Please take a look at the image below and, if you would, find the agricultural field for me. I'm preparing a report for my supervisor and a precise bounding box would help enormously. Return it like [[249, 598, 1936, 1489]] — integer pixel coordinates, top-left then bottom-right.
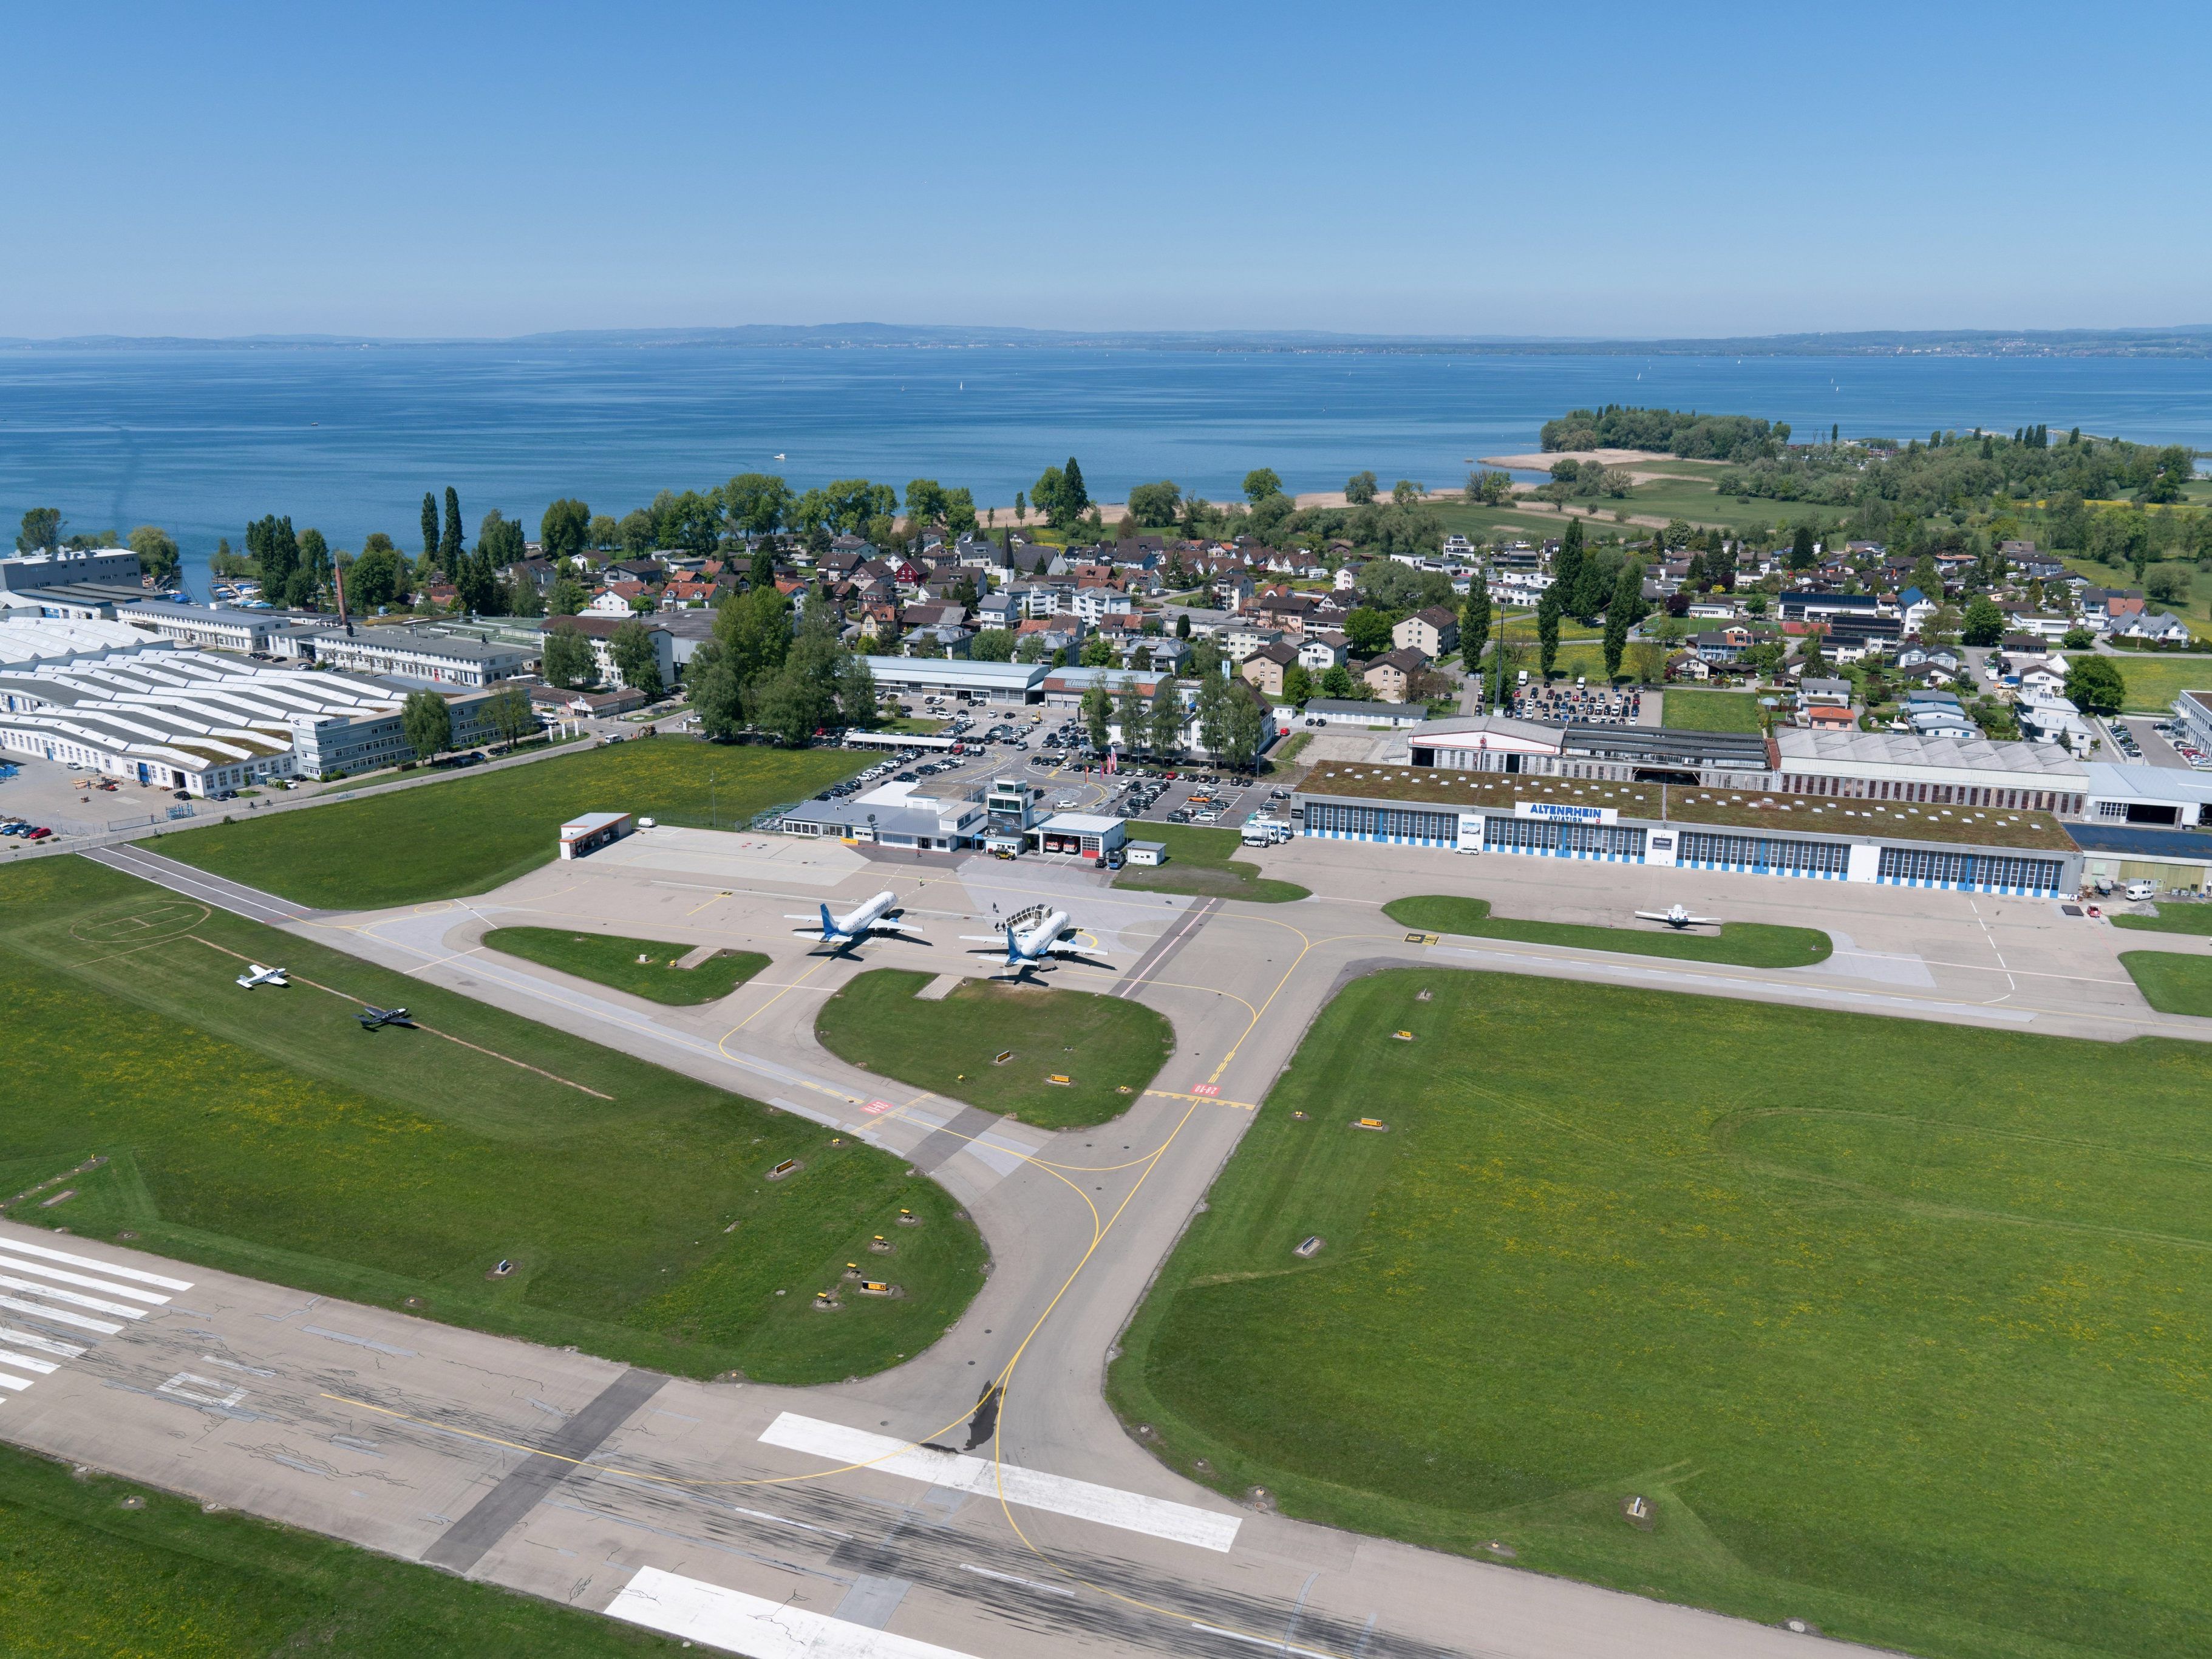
[[1114, 822, 1310, 903], [482, 926, 767, 1006], [815, 967, 1175, 1130], [1383, 895, 1831, 967], [1658, 687, 1766, 732], [2118, 949, 2212, 1017], [0, 856, 982, 1383], [0, 1444, 680, 1658], [1112, 967, 2212, 1659], [152, 738, 863, 910]]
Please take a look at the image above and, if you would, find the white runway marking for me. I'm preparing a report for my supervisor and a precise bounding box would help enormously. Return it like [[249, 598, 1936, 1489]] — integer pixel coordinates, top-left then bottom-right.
[[0, 1252, 172, 1305], [0, 1235, 193, 1291], [0, 1349, 60, 1375], [0, 1295, 120, 1335], [0, 1272, 148, 1320], [608, 1567, 982, 1658], [759, 1412, 1242, 1553], [157, 1372, 249, 1409], [0, 1326, 85, 1360], [0, 1371, 32, 1392]]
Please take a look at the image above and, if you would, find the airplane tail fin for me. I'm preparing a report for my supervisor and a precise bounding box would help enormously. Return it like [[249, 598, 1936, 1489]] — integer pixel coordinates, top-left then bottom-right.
[[820, 902, 835, 938]]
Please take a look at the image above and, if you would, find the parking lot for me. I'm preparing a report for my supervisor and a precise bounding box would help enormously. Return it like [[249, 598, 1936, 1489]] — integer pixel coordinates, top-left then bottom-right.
[[1509, 681, 1644, 725], [810, 696, 1292, 837], [2117, 715, 2210, 772], [0, 754, 203, 845]]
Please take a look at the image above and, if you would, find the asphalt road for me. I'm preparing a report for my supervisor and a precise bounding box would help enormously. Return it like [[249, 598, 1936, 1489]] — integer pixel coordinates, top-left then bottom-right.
[[16, 825, 2207, 1657]]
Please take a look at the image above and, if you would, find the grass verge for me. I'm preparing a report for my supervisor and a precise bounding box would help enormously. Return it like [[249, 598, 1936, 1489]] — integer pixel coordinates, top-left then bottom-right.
[[2110, 902, 2212, 935], [1383, 894, 1830, 967], [1110, 966, 2212, 1659], [0, 1443, 679, 1657], [2108, 656, 2212, 714], [481, 926, 767, 1006], [0, 855, 982, 1382], [815, 967, 1174, 1129], [2119, 949, 2212, 1016], [1114, 823, 1310, 903], [1658, 687, 1765, 733], [152, 740, 863, 909]]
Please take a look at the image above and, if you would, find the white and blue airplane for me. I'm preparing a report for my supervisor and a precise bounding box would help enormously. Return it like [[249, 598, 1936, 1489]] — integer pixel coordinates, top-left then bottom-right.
[[960, 908, 1110, 979], [788, 890, 925, 954], [234, 962, 288, 988], [1635, 903, 1721, 929]]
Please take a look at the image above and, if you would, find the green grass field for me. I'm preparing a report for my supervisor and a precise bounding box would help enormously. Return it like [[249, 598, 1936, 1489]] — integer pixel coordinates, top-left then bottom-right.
[[0, 1444, 680, 1657], [0, 856, 982, 1382], [2107, 655, 2212, 714], [1111, 967, 2212, 1659], [152, 740, 863, 910], [315, 733, 591, 795], [1114, 823, 1310, 903], [481, 927, 767, 1006], [814, 967, 1175, 1129], [1659, 687, 1765, 732], [2118, 949, 2212, 1016], [1383, 895, 1831, 967], [2111, 902, 2212, 935]]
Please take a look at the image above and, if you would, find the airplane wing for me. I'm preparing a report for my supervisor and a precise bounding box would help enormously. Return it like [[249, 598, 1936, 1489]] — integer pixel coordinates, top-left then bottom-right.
[[864, 920, 926, 938], [1046, 940, 1104, 957], [958, 935, 1008, 944], [1633, 911, 1669, 922]]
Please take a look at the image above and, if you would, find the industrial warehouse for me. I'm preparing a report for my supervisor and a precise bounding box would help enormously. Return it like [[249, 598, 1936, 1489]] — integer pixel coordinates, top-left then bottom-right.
[[1291, 761, 2083, 898]]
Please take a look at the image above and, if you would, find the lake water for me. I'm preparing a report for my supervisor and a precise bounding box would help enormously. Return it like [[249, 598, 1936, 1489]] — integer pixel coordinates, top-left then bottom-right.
[[1, 344, 2208, 596]]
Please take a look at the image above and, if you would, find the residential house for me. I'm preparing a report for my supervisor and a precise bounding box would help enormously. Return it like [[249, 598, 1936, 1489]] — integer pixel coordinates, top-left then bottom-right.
[[1361, 647, 1432, 702], [1240, 641, 1300, 700], [1297, 632, 1348, 672], [2117, 610, 2193, 644], [1805, 703, 1859, 731], [1223, 622, 1284, 662], [1070, 587, 1134, 627], [1800, 676, 1854, 709], [1393, 606, 1460, 658], [899, 602, 967, 634], [1693, 627, 1751, 666], [586, 587, 642, 616], [972, 590, 1020, 630]]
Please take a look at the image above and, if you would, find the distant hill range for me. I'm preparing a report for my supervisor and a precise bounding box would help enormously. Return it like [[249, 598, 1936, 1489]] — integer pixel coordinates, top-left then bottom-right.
[[5, 322, 2211, 358]]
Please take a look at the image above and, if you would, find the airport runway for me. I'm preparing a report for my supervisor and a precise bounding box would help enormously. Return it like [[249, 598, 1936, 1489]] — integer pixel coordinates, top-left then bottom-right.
[[30, 826, 2209, 1657]]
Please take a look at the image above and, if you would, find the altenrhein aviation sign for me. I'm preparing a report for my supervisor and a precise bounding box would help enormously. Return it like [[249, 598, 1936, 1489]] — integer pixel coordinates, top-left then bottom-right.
[[1514, 800, 1618, 825]]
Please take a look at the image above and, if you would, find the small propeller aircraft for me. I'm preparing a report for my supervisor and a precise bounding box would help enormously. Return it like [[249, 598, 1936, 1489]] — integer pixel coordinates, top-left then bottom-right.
[[959, 908, 1111, 979], [234, 962, 289, 989], [1635, 903, 1721, 929], [355, 1004, 415, 1030], [788, 890, 925, 954]]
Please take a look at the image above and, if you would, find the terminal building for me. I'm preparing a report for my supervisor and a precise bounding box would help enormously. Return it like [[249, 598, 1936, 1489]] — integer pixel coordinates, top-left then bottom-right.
[[1290, 761, 2083, 898]]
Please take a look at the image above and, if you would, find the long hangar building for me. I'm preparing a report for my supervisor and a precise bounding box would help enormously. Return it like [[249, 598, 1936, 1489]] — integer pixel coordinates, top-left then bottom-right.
[[1295, 715, 2088, 897]]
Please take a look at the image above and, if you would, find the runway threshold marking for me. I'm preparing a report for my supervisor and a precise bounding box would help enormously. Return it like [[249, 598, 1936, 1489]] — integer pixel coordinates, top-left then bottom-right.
[[757, 1412, 1240, 1552], [608, 1566, 980, 1659]]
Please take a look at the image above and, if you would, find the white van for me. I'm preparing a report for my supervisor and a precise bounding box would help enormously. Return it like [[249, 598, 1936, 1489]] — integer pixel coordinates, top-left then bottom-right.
[[1242, 817, 1290, 847], [2124, 880, 2159, 902]]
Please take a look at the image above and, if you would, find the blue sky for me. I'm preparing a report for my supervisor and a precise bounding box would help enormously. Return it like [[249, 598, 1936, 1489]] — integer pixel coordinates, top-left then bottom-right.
[[5, 1, 2207, 339]]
